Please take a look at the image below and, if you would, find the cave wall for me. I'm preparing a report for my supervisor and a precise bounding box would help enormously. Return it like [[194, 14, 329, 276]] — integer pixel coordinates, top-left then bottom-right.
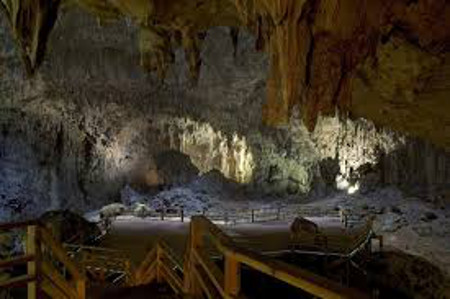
[[0, 10, 319, 219], [1, 8, 450, 221], [312, 116, 450, 202], [2, 0, 450, 149]]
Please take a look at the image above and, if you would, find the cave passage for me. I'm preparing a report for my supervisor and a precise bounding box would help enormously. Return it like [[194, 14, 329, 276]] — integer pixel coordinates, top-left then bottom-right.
[[1, 1, 450, 298]]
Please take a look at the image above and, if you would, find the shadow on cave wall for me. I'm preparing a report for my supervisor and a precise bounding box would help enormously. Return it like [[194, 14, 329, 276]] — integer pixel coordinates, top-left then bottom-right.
[[352, 137, 450, 205], [128, 150, 200, 194]]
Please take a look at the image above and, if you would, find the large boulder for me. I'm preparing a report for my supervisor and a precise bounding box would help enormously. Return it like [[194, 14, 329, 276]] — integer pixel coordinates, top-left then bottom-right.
[[368, 251, 450, 298], [39, 210, 101, 245], [99, 203, 127, 219], [154, 150, 200, 187]]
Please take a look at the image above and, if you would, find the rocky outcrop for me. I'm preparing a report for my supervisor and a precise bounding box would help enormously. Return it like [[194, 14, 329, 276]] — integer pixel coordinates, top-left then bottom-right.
[[0, 13, 319, 219], [2, 0, 450, 148], [39, 209, 101, 244], [312, 115, 450, 201], [1, 8, 450, 222]]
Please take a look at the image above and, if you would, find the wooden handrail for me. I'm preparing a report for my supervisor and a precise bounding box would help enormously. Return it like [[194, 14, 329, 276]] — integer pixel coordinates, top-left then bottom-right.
[[0, 220, 38, 231], [192, 247, 226, 298], [1, 214, 371, 298], [0, 223, 86, 299], [186, 216, 368, 299], [133, 239, 184, 294], [0, 254, 35, 268], [39, 227, 85, 281], [0, 274, 36, 288]]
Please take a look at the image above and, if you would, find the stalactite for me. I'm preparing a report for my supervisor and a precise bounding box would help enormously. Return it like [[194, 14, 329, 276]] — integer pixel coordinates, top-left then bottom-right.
[[2, 0, 450, 147], [0, 0, 61, 75]]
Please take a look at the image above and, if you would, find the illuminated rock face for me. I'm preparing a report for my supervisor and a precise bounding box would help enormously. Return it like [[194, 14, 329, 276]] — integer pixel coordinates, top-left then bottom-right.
[[0, 15, 317, 218], [2, 0, 450, 148], [313, 116, 450, 198], [1, 8, 450, 221]]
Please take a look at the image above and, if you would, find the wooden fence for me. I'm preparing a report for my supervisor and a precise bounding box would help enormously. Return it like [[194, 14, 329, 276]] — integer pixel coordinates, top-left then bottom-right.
[[115, 203, 342, 226], [132, 216, 368, 299], [0, 221, 85, 299], [1, 214, 369, 298]]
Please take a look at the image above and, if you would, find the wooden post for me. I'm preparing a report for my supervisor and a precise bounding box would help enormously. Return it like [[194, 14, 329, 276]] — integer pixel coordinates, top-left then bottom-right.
[[161, 208, 165, 221], [76, 251, 86, 299], [26, 225, 39, 299], [181, 209, 184, 223], [156, 245, 162, 283], [224, 253, 241, 297], [251, 210, 255, 223], [124, 260, 132, 284], [183, 217, 204, 296], [76, 279, 86, 299]]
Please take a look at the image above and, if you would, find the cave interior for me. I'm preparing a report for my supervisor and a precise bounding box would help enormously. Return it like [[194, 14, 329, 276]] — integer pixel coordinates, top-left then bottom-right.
[[1, 0, 450, 297]]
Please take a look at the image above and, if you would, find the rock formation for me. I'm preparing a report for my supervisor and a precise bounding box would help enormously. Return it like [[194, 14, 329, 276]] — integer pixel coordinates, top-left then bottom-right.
[[2, 0, 450, 148], [1, 3, 450, 223]]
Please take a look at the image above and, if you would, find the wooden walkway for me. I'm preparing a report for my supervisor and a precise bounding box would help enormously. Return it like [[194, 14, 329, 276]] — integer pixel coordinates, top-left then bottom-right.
[[1, 216, 375, 298]]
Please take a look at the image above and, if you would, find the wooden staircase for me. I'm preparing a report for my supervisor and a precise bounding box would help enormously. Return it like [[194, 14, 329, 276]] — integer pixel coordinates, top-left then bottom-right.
[[1, 216, 370, 298]]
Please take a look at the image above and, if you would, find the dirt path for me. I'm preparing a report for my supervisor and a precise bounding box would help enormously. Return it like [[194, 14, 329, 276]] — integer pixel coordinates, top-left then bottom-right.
[[99, 216, 349, 265]]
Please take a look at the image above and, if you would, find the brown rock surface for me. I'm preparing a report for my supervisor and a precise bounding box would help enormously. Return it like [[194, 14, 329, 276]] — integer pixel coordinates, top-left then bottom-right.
[[2, 0, 450, 148]]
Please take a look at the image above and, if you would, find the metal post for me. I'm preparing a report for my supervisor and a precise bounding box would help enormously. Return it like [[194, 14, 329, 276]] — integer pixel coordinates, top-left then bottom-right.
[[181, 209, 184, 222], [251, 210, 255, 223], [161, 208, 165, 221]]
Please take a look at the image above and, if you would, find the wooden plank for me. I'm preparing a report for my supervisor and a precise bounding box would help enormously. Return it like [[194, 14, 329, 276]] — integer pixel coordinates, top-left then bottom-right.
[[41, 279, 69, 299], [141, 266, 156, 285], [76, 279, 86, 299], [27, 225, 38, 299], [193, 248, 226, 298], [192, 265, 221, 299], [0, 254, 35, 268], [0, 274, 35, 288], [159, 262, 183, 294], [136, 260, 156, 285], [41, 260, 77, 299], [190, 217, 366, 298], [232, 247, 367, 299], [39, 227, 84, 280], [159, 241, 183, 269], [136, 246, 156, 275], [224, 254, 240, 296]]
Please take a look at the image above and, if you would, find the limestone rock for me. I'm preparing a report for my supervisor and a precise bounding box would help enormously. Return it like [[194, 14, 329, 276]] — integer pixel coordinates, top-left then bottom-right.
[[3, 0, 450, 148], [39, 209, 101, 244]]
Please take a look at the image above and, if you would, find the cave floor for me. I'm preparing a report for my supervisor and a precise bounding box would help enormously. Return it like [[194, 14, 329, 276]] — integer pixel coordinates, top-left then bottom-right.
[[99, 216, 358, 266], [97, 193, 450, 275]]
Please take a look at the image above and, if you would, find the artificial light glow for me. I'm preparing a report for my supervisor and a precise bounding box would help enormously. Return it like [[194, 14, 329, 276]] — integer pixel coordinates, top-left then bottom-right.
[[347, 182, 360, 194], [103, 115, 255, 184], [336, 175, 359, 194], [336, 175, 350, 190]]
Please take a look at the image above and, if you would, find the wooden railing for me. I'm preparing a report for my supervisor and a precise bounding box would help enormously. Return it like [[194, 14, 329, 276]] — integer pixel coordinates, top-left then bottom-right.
[[114, 203, 345, 226], [185, 216, 368, 298], [290, 217, 383, 256], [64, 244, 132, 285], [133, 240, 184, 295], [0, 221, 86, 299], [1, 216, 370, 298], [132, 216, 367, 298]]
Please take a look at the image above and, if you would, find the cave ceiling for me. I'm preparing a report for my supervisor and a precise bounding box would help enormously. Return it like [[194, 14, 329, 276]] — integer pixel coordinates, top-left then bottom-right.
[[1, 0, 450, 149]]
